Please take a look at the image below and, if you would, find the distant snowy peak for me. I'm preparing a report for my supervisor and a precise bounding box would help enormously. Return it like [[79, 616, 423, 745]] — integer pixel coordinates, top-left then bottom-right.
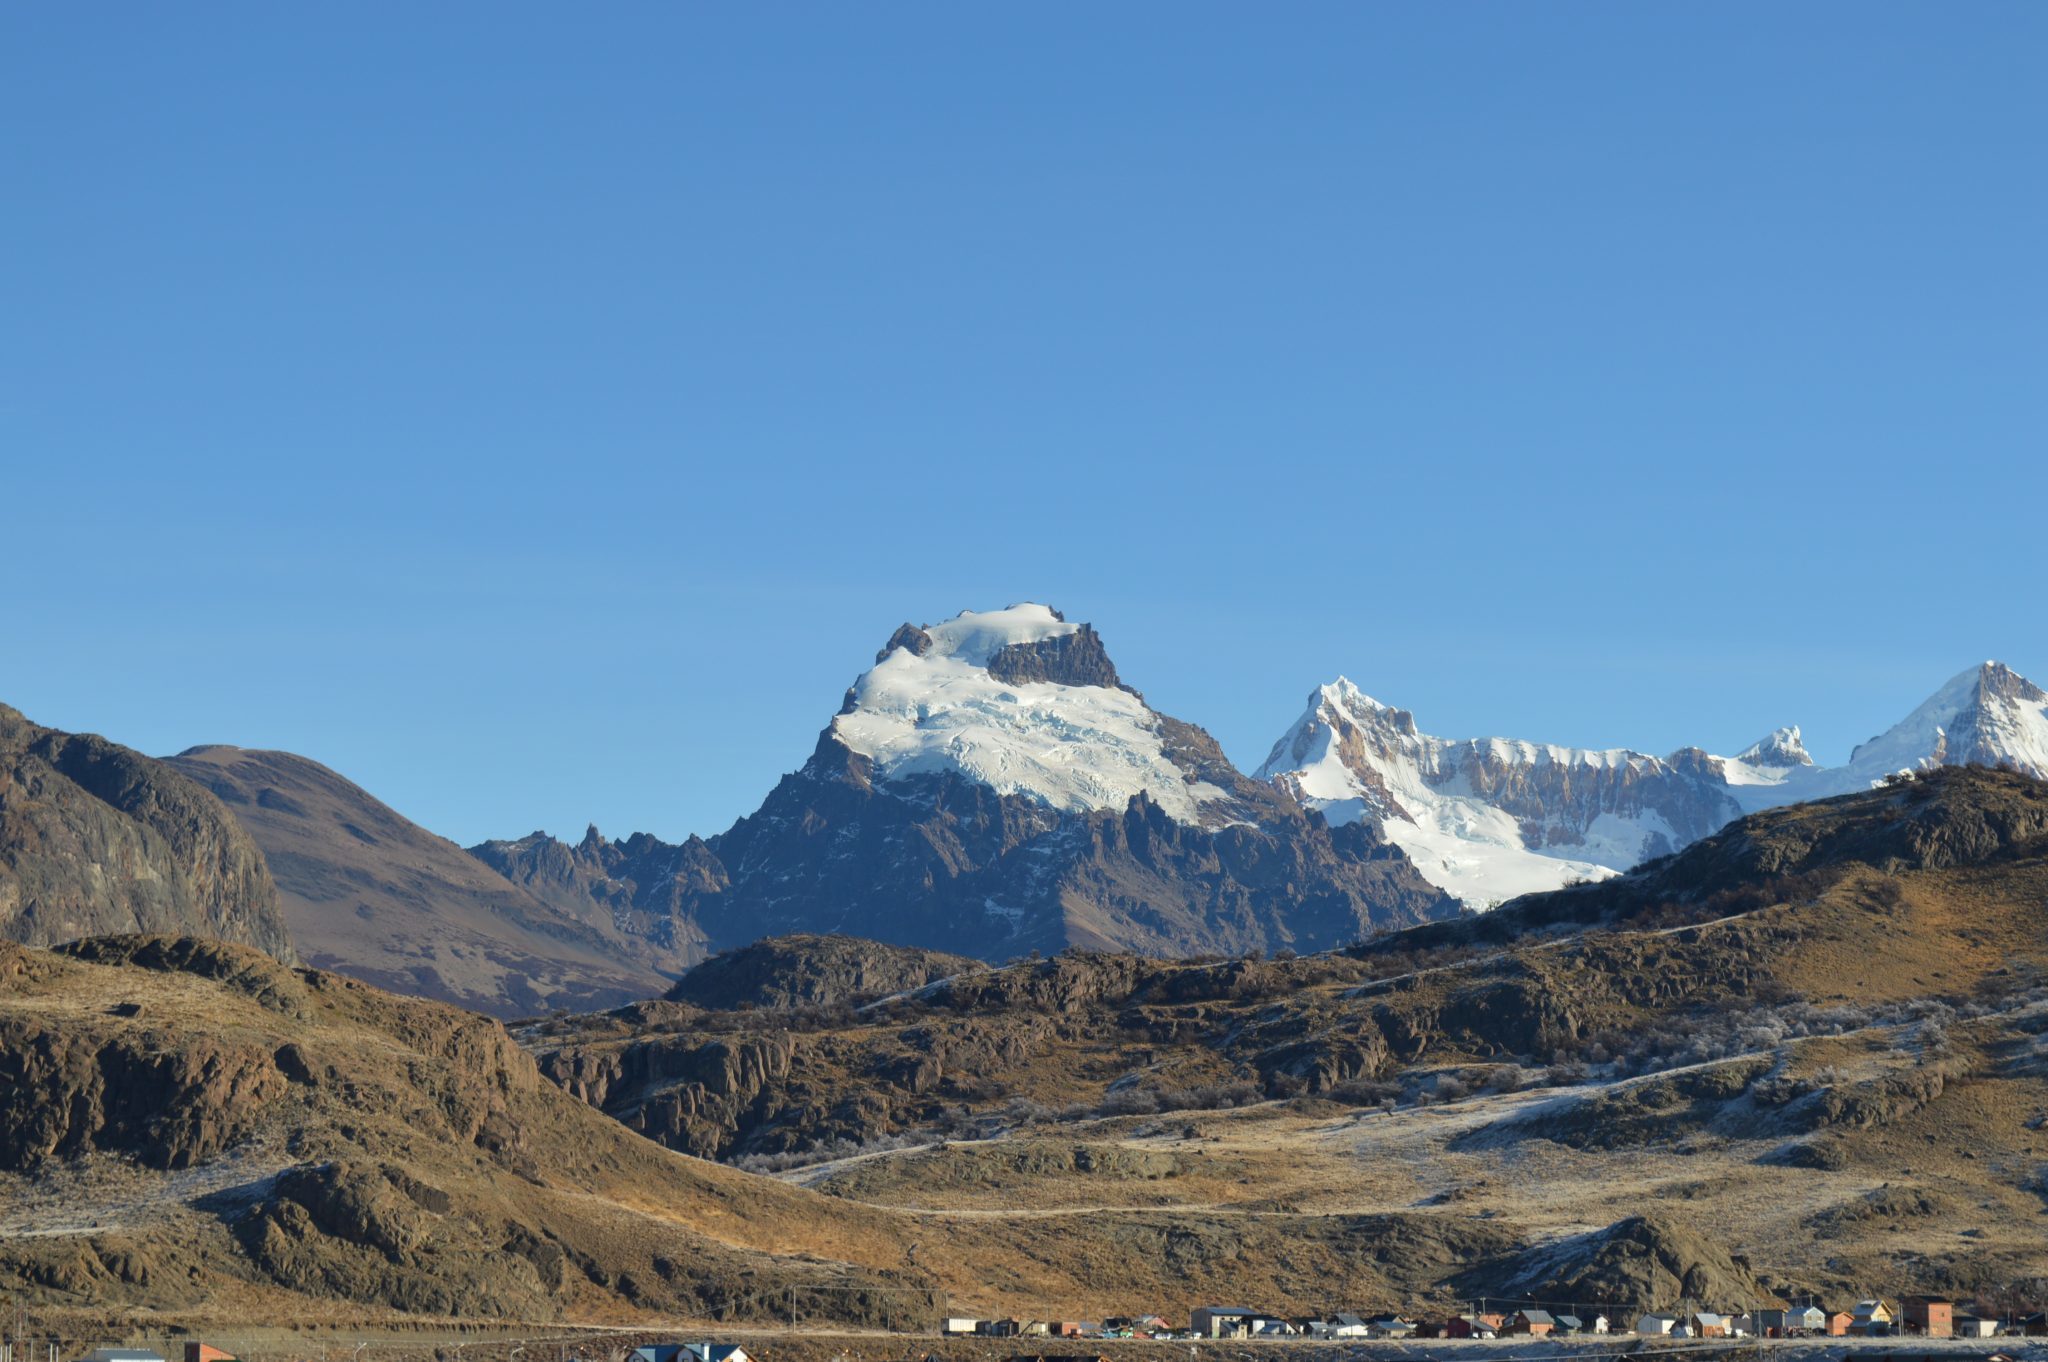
[[828, 604, 1226, 824], [1737, 725, 1813, 769], [1263, 659, 2048, 909], [1842, 661, 2048, 782], [1258, 677, 1738, 909]]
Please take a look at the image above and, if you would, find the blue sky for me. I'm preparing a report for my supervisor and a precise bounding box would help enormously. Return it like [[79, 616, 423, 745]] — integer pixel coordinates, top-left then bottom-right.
[[4, 5, 2042, 845]]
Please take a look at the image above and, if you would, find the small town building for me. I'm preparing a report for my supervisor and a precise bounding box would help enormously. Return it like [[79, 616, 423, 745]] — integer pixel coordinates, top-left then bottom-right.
[[943, 1319, 982, 1336], [1445, 1315, 1498, 1340], [1903, 1296, 1954, 1338], [1758, 1305, 1828, 1336], [1827, 1311, 1855, 1336], [1852, 1300, 1895, 1336], [88, 1351, 166, 1362], [183, 1348, 235, 1362], [1190, 1307, 1259, 1339], [1507, 1310, 1556, 1337], [1692, 1313, 1730, 1339], [1367, 1316, 1416, 1339], [1953, 1313, 2000, 1338], [1311, 1315, 1369, 1340], [684, 1346, 752, 1362], [1635, 1314, 1678, 1337], [981, 1320, 1024, 1338], [1050, 1323, 1088, 1339]]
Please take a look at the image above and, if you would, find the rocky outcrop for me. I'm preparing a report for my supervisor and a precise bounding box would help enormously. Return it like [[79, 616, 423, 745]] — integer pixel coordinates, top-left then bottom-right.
[[1493, 1213, 1775, 1312], [0, 934, 937, 1325], [984, 621, 1125, 689], [0, 705, 290, 957], [668, 933, 983, 1010]]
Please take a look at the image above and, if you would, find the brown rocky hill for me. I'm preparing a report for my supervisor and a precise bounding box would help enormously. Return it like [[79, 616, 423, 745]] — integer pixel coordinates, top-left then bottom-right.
[[0, 934, 937, 1329], [0, 705, 288, 958], [1, 933, 1637, 1330], [524, 767, 2048, 1310], [666, 934, 985, 1010], [163, 746, 682, 1017]]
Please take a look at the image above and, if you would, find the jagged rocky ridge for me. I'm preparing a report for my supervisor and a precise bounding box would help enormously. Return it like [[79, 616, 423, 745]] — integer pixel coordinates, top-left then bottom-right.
[[0, 705, 290, 958], [479, 606, 1455, 961]]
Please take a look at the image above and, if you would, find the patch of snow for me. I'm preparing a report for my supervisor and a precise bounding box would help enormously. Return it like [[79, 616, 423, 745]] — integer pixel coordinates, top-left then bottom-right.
[[1268, 661, 2048, 900], [1261, 679, 1631, 907], [833, 604, 1222, 826]]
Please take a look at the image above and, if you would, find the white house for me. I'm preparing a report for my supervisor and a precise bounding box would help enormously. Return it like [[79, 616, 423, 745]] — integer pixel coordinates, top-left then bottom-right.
[[1636, 1314, 1677, 1337], [684, 1347, 752, 1362], [1311, 1315, 1369, 1340], [1954, 1314, 2000, 1339]]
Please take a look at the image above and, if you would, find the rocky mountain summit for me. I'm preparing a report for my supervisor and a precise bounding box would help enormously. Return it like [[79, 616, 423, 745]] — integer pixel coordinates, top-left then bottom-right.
[[483, 605, 1456, 961], [0, 705, 289, 958], [1261, 660, 2048, 907]]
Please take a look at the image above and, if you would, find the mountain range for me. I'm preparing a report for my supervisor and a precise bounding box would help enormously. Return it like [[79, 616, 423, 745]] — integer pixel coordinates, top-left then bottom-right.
[[4, 604, 2045, 1016], [1259, 658, 2048, 907]]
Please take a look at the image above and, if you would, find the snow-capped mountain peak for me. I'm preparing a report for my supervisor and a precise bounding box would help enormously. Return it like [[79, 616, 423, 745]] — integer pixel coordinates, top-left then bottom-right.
[[1257, 678, 1748, 909], [1735, 725, 1813, 769], [1263, 658, 2048, 909], [1841, 660, 2048, 783], [904, 602, 1078, 667], [829, 604, 1228, 824]]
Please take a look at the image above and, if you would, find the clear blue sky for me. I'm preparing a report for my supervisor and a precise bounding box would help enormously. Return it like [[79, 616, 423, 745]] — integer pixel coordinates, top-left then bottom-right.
[[4, 5, 2042, 846]]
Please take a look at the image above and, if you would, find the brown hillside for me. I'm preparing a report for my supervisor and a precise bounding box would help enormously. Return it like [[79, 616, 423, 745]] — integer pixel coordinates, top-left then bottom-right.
[[527, 768, 2048, 1312], [0, 706, 288, 957], [164, 746, 679, 1017]]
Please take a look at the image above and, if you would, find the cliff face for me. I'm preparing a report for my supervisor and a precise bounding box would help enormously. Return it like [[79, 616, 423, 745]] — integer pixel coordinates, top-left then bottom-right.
[[0, 705, 290, 958]]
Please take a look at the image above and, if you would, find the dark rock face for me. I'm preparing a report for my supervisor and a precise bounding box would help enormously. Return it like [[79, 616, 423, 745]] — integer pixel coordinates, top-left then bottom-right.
[[470, 825, 724, 962], [687, 733, 1453, 960], [874, 623, 934, 663], [0, 705, 290, 958], [984, 623, 1124, 689], [667, 933, 983, 1010]]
